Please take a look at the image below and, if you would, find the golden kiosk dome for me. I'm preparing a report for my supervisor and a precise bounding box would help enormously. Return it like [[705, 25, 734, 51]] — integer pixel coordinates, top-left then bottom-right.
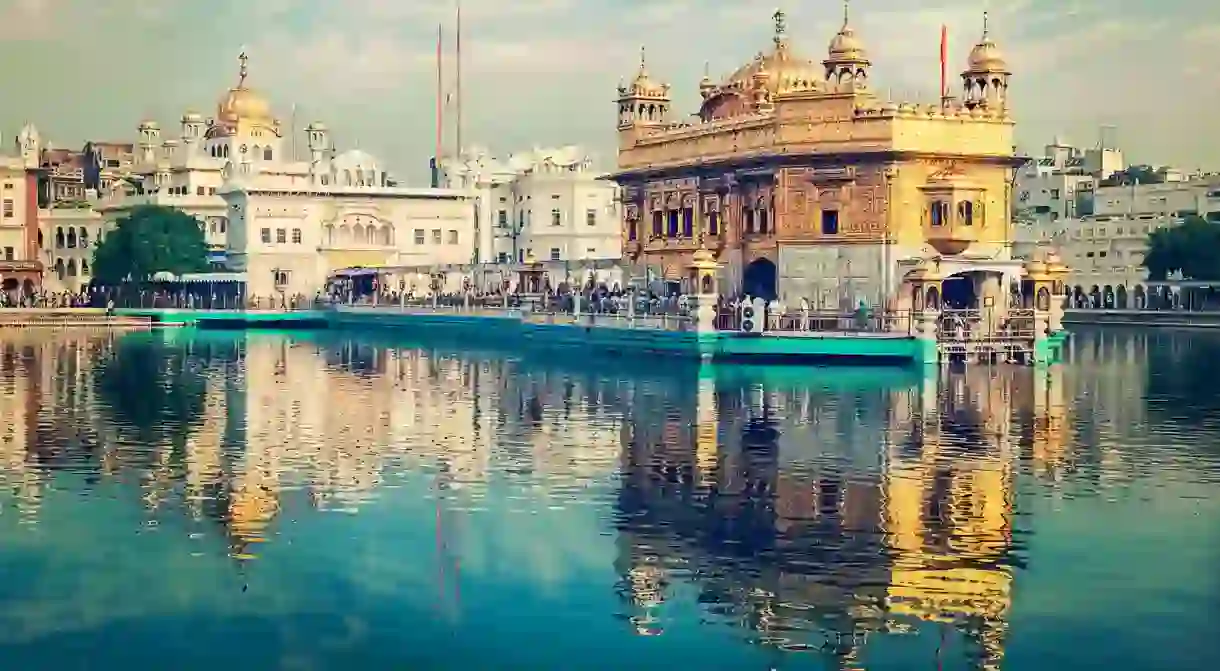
[[966, 13, 1009, 73]]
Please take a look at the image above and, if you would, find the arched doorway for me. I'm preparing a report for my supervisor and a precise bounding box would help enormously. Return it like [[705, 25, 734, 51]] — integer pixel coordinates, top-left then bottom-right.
[[742, 257, 777, 301], [941, 273, 977, 310], [1134, 284, 1147, 309], [1116, 285, 1128, 309]]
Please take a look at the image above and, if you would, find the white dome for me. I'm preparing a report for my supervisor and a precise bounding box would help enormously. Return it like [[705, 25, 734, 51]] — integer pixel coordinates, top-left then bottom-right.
[[331, 149, 383, 187], [332, 149, 380, 171]]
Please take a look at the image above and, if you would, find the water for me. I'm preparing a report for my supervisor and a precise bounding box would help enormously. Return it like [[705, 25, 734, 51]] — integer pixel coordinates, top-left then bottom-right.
[[0, 327, 1217, 670]]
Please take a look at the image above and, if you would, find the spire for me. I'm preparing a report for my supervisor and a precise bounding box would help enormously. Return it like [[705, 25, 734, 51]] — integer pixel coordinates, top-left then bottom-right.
[[772, 8, 787, 48], [237, 51, 249, 88], [842, 0, 850, 29], [638, 45, 647, 75], [982, 10, 990, 38]]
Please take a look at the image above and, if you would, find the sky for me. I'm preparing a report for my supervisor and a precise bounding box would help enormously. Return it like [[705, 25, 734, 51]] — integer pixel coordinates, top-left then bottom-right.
[[0, 0, 1216, 183]]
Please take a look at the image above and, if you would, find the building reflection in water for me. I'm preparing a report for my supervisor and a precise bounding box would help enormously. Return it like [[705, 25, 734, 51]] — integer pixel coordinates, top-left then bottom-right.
[[613, 364, 1072, 670], [0, 329, 1091, 667]]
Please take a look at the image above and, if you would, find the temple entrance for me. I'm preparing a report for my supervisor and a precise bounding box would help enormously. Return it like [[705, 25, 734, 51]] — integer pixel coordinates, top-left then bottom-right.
[[742, 258, 777, 301], [941, 273, 977, 309]]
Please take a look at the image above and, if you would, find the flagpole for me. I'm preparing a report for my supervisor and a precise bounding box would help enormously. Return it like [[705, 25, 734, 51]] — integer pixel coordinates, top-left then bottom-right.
[[290, 103, 297, 161], [455, 0, 463, 159]]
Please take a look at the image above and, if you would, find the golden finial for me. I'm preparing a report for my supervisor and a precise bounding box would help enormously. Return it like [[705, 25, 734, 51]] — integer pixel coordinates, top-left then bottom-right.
[[238, 51, 249, 87], [842, 0, 851, 28], [982, 11, 990, 37], [772, 8, 787, 47]]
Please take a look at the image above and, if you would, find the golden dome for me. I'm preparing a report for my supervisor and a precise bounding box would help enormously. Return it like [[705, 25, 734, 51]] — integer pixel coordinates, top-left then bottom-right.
[[721, 42, 824, 97], [218, 87, 273, 123], [216, 52, 276, 125]]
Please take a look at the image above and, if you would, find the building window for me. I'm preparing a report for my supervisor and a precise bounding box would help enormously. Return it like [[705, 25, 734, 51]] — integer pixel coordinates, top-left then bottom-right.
[[958, 201, 974, 226], [628, 220, 638, 241], [742, 207, 754, 234], [498, 209, 508, 227], [586, 208, 597, 227], [3, 247, 12, 261], [292, 228, 302, 244], [930, 201, 948, 227], [431, 229, 442, 244], [586, 247, 596, 256], [276, 228, 286, 243], [651, 211, 663, 237], [1, 199, 12, 219], [264, 147, 273, 161], [414, 229, 425, 244], [551, 208, 561, 226], [261, 228, 271, 243], [708, 211, 720, 236], [667, 210, 679, 237], [273, 270, 289, 287], [550, 247, 561, 261], [821, 209, 839, 235], [447, 229, 458, 244], [197, 186, 205, 195], [681, 207, 694, 237]]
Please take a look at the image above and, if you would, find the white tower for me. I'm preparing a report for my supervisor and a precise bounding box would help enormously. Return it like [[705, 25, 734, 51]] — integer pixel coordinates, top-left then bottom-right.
[[305, 121, 329, 180], [138, 120, 160, 165], [16, 123, 40, 168], [180, 112, 205, 149]]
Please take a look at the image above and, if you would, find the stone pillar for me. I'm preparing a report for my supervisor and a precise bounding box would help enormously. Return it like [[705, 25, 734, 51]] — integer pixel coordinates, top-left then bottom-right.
[[904, 260, 943, 365], [1023, 258, 1056, 362], [978, 273, 1005, 337], [687, 249, 721, 335]]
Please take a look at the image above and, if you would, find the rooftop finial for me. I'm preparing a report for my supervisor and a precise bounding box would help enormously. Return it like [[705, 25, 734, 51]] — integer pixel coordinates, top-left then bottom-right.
[[638, 45, 646, 72], [238, 51, 249, 87], [772, 8, 787, 47], [982, 10, 989, 38], [843, 0, 850, 28]]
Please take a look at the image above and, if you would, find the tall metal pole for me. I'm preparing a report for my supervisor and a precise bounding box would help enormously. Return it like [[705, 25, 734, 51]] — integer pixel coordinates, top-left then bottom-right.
[[436, 24, 444, 169], [456, 0, 463, 159]]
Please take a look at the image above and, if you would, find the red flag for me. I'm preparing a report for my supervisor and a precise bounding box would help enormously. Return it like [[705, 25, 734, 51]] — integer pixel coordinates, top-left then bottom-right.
[[940, 25, 948, 100]]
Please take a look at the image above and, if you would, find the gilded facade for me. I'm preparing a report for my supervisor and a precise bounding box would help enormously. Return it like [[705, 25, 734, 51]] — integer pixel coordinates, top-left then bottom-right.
[[611, 9, 1022, 306]]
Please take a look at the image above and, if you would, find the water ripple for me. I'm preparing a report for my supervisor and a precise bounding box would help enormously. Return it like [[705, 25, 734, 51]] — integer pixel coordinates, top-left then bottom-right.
[[0, 327, 1215, 670]]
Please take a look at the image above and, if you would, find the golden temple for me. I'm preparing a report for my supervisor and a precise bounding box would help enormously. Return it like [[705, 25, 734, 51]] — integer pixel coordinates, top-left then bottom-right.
[[611, 7, 1021, 308]]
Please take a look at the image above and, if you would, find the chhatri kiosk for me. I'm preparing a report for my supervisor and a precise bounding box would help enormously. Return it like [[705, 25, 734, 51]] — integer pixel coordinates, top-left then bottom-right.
[[609, 7, 1071, 362]]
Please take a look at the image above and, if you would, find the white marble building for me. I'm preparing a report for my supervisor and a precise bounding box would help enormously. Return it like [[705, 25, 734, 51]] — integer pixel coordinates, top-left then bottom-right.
[[439, 146, 621, 264], [98, 54, 475, 296]]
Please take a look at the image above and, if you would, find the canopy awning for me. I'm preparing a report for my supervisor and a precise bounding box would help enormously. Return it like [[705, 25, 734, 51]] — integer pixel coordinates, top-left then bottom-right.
[[178, 272, 247, 283]]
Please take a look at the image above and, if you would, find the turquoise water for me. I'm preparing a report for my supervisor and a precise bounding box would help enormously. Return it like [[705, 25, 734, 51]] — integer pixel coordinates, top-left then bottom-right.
[[0, 327, 1216, 670]]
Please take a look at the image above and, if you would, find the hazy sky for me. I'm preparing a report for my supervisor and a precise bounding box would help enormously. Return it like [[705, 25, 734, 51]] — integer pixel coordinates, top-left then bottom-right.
[[1, 0, 1215, 183]]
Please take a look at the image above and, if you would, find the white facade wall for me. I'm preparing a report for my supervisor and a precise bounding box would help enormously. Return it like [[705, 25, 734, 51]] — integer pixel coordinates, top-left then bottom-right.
[[440, 146, 621, 264], [220, 183, 474, 297]]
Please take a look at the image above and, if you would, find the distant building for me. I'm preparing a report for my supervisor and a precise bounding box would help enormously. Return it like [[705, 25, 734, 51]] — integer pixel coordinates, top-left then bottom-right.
[[0, 125, 43, 295], [90, 53, 477, 296], [438, 146, 621, 264]]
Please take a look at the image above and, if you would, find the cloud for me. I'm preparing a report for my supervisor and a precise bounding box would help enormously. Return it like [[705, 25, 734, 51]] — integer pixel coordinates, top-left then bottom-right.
[[1, 0, 1218, 181]]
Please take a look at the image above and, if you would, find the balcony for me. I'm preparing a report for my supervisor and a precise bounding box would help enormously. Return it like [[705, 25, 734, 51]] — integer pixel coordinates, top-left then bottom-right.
[[921, 177, 984, 257]]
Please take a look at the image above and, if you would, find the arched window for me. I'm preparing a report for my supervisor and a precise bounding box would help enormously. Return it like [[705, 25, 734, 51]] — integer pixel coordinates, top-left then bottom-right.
[[66, 259, 77, 276], [54, 258, 65, 280], [81, 259, 90, 275], [78, 227, 89, 248], [37, 230, 43, 249], [343, 169, 352, 186], [55, 227, 64, 249], [66, 228, 77, 248], [263, 147, 273, 161]]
